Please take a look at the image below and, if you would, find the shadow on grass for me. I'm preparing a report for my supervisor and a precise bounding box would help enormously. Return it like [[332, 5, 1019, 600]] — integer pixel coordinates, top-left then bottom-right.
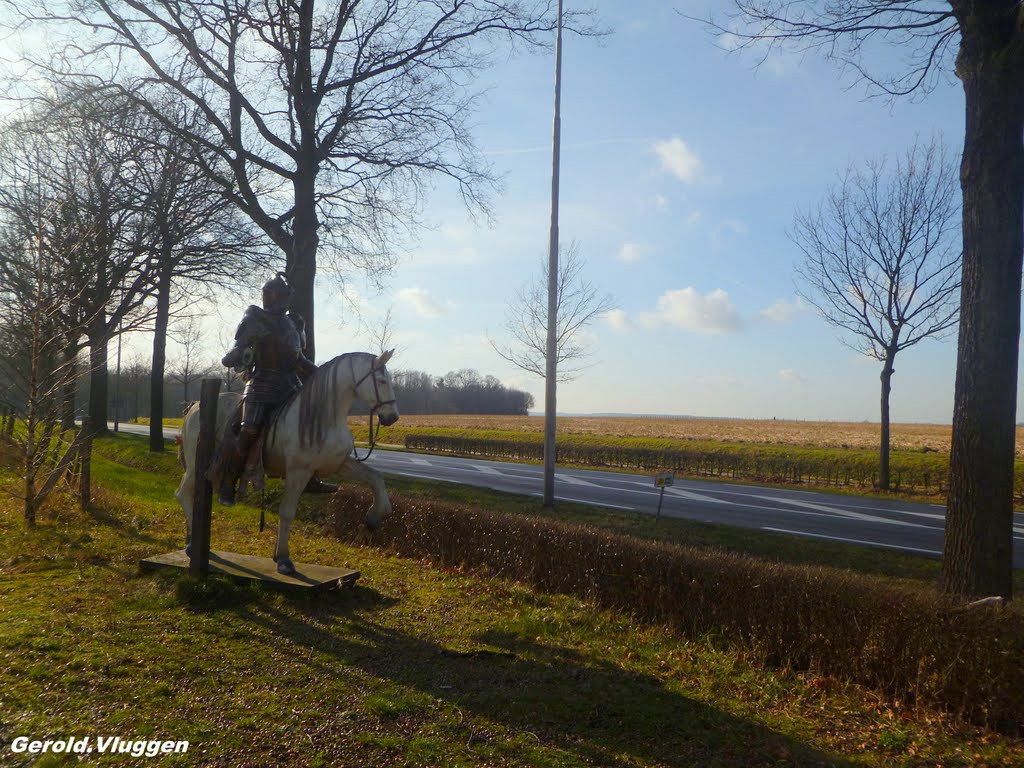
[[224, 594, 860, 768]]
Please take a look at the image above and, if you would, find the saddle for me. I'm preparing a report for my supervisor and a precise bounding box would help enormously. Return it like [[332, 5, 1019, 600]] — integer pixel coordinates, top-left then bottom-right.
[[204, 403, 335, 501]]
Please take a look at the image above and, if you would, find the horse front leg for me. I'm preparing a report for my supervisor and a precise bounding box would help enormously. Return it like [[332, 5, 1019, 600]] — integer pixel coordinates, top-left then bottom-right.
[[273, 469, 312, 575], [337, 460, 393, 532]]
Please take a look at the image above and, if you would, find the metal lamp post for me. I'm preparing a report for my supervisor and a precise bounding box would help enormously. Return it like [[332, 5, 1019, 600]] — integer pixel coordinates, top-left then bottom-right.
[[542, 0, 563, 507]]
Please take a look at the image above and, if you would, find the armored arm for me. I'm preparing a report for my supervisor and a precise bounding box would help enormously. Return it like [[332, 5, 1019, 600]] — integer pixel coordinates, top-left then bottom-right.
[[221, 306, 262, 372], [287, 311, 318, 382]]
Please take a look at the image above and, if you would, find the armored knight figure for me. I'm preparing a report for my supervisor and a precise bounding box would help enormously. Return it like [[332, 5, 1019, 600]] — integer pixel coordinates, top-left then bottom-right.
[[218, 272, 317, 506]]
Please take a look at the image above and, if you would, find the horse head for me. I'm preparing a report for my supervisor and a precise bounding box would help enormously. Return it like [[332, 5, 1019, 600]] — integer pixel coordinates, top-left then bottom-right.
[[358, 349, 400, 427]]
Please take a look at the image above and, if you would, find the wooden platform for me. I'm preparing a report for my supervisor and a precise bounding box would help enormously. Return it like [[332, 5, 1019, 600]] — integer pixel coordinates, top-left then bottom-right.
[[140, 550, 360, 592]]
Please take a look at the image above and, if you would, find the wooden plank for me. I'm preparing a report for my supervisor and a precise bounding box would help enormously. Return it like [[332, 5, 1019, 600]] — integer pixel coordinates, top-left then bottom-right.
[[141, 550, 360, 591]]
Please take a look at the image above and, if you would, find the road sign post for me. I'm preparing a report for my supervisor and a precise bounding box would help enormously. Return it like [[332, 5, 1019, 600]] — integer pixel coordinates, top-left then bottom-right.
[[654, 472, 674, 522]]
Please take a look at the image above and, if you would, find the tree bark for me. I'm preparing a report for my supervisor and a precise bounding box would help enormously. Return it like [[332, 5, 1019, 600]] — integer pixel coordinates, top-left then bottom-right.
[[942, 10, 1024, 599], [86, 314, 109, 436], [149, 264, 171, 452], [60, 341, 77, 431], [290, 168, 319, 361], [879, 356, 895, 491]]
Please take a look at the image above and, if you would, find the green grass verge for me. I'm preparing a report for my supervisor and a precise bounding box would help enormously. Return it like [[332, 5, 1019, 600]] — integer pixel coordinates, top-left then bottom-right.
[[0, 433, 1021, 766]]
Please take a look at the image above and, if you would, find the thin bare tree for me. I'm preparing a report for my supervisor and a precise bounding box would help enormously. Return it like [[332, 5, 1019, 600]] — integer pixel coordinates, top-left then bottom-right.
[[168, 315, 214, 409], [703, 0, 1024, 600], [0, 209, 92, 525], [792, 139, 961, 491], [490, 242, 614, 382]]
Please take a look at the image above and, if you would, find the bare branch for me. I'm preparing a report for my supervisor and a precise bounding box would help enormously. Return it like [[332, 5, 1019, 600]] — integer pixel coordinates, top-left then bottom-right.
[[489, 241, 615, 382]]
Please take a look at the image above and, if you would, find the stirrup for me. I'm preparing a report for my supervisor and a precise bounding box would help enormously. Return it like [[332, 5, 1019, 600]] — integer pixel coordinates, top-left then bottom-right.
[[303, 478, 337, 495]]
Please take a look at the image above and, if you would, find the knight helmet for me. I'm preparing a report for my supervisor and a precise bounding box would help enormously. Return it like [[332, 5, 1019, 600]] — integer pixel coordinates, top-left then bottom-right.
[[261, 272, 292, 313]]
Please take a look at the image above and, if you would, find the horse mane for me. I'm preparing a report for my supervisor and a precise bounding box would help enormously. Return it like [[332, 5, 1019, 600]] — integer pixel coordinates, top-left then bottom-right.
[[272, 352, 366, 451]]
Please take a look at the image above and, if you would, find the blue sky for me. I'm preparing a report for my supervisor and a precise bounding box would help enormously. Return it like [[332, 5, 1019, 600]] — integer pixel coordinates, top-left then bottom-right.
[[204, 1, 985, 423]]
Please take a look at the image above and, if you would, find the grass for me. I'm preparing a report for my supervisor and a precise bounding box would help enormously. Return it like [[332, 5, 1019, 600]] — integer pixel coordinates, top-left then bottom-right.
[[1, 433, 1022, 766]]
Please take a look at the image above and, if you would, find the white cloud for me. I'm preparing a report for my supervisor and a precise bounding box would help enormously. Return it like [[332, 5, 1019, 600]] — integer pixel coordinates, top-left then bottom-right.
[[604, 308, 633, 333], [652, 193, 669, 212], [778, 368, 807, 384], [711, 218, 748, 248], [617, 242, 644, 263], [395, 287, 453, 319], [683, 210, 703, 227], [759, 297, 806, 324], [638, 287, 742, 334], [652, 136, 702, 183]]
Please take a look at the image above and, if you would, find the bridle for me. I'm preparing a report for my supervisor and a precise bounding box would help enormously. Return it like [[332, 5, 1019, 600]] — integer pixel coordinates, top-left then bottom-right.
[[350, 355, 396, 462]]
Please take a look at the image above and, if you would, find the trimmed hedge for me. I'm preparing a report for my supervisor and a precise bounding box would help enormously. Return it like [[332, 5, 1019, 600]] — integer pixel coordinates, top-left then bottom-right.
[[333, 487, 1024, 732]]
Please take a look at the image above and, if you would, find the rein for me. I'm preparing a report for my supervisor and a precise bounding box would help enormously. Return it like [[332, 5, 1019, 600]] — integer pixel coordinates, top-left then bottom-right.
[[350, 355, 396, 463]]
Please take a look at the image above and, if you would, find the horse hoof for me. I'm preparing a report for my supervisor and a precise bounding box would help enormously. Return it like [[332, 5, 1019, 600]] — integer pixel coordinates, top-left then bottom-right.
[[276, 559, 295, 576]]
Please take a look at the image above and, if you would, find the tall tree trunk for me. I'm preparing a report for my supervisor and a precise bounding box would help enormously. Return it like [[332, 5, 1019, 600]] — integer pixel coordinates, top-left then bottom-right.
[[87, 314, 109, 436], [942, 13, 1024, 599], [879, 355, 894, 492], [60, 341, 78, 431], [290, 168, 319, 361], [149, 264, 171, 452]]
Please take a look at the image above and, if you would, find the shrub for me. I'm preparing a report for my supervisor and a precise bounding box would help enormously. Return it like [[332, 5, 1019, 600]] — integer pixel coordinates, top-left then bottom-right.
[[332, 487, 1024, 732]]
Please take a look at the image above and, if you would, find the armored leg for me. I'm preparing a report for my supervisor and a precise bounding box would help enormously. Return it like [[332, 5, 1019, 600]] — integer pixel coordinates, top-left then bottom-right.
[[218, 400, 266, 506]]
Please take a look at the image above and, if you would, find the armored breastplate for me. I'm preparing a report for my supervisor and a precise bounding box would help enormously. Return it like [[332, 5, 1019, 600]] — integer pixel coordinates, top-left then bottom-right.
[[252, 313, 302, 371], [242, 310, 303, 402]]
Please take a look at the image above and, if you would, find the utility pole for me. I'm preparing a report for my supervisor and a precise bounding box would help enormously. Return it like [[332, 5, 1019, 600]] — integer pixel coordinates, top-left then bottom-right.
[[542, 0, 563, 507]]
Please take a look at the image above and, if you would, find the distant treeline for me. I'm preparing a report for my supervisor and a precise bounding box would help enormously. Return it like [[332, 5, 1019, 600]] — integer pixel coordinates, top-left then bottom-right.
[[7, 364, 535, 421], [372, 369, 534, 416]]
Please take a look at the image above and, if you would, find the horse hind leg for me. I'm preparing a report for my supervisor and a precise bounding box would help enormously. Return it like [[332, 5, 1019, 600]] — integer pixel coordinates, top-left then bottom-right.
[[175, 471, 195, 556]]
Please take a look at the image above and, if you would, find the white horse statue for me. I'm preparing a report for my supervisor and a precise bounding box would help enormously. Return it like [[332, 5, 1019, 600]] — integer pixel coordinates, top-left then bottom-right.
[[175, 350, 399, 575]]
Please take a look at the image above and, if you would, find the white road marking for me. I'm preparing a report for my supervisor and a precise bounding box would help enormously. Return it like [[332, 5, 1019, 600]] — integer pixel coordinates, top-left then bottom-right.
[[664, 488, 728, 504], [556, 473, 599, 486], [408, 457, 432, 466], [763, 527, 942, 556], [751, 495, 933, 530], [472, 465, 503, 475], [530, 493, 634, 511]]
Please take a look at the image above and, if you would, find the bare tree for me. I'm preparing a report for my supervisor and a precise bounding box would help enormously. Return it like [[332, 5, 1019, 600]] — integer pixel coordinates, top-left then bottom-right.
[[361, 306, 399, 357], [0, 208, 91, 525], [6, 88, 162, 436], [168, 315, 214, 408], [705, 0, 1024, 599], [490, 242, 614, 382], [792, 139, 960, 491], [130, 99, 270, 452], [8, 0, 595, 361]]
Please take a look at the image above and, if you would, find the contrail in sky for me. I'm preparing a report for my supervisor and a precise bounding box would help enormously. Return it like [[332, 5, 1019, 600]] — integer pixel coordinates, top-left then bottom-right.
[[485, 136, 657, 157]]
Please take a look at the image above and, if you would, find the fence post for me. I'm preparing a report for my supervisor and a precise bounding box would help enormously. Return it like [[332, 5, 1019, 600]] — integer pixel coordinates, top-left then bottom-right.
[[190, 378, 221, 577], [79, 418, 92, 511]]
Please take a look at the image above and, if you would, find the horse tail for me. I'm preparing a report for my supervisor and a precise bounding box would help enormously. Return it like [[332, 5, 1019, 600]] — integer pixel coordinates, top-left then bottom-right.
[[177, 401, 199, 469]]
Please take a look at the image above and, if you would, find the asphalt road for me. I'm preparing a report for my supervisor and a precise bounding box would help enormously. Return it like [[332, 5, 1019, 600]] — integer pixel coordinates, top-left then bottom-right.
[[115, 421, 1024, 565]]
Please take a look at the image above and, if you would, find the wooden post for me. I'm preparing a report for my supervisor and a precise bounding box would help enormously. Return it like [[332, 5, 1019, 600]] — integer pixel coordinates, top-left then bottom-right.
[[79, 418, 91, 511], [190, 378, 221, 577]]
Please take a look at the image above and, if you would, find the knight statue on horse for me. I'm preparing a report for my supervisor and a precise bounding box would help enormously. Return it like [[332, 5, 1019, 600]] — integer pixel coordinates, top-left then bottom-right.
[[217, 272, 317, 506]]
